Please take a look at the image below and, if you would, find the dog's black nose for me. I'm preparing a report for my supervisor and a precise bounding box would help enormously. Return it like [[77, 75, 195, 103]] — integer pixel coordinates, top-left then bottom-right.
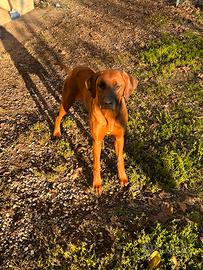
[[104, 99, 113, 106], [102, 98, 116, 110]]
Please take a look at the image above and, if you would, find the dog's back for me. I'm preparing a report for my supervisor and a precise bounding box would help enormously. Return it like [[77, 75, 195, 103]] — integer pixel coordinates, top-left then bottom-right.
[[62, 66, 95, 110]]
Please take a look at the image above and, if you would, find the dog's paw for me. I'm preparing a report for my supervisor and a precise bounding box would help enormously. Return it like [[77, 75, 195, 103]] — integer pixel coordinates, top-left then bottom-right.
[[53, 130, 61, 138], [120, 177, 129, 186], [93, 181, 103, 195]]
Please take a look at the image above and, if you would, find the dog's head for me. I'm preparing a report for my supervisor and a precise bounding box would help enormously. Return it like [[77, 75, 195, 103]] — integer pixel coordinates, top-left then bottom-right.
[[87, 70, 138, 111]]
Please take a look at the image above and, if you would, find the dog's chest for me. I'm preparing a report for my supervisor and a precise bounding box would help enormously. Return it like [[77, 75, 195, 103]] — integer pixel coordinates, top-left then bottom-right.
[[90, 103, 125, 139], [102, 111, 123, 136]]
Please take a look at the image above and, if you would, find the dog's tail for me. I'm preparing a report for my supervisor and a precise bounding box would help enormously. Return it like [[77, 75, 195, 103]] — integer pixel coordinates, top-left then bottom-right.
[[55, 62, 70, 73]]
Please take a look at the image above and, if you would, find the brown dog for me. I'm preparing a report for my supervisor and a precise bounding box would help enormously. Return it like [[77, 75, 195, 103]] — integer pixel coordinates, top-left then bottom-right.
[[54, 66, 138, 194]]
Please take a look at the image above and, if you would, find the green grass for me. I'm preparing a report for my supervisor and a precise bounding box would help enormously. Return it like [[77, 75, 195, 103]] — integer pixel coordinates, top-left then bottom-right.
[[17, 121, 50, 146], [62, 116, 75, 129], [54, 139, 74, 159], [127, 30, 203, 194], [139, 31, 203, 79], [37, 220, 202, 269]]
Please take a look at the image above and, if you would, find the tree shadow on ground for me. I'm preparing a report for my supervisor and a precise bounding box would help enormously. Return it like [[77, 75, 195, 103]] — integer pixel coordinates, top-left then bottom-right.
[[76, 0, 166, 35]]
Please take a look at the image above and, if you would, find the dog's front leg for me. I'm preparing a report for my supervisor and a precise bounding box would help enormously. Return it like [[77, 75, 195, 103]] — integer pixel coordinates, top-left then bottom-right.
[[114, 136, 128, 186], [92, 140, 103, 194]]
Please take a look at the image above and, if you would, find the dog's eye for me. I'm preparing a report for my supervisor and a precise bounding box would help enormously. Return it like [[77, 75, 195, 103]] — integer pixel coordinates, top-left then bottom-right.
[[114, 83, 121, 90], [98, 80, 106, 90]]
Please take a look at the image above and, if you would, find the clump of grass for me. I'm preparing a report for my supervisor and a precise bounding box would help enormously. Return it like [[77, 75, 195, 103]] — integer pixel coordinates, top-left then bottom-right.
[[16, 121, 50, 150], [147, 11, 169, 29], [28, 121, 50, 145], [139, 31, 203, 78], [55, 139, 74, 159], [52, 164, 67, 173], [33, 169, 59, 182], [31, 121, 48, 132], [62, 117, 75, 129]]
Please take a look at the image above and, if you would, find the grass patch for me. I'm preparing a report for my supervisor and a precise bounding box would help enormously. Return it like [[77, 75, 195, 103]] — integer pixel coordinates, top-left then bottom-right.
[[146, 11, 169, 29], [37, 220, 202, 269], [24, 121, 50, 146], [127, 30, 202, 194], [54, 139, 74, 159], [62, 116, 75, 129], [33, 170, 60, 182], [127, 100, 202, 191], [17, 121, 50, 147], [139, 31, 203, 79], [52, 164, 67, 173]]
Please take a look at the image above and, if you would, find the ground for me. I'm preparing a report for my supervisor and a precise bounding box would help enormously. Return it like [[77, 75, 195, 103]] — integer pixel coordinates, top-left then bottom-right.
[[0, 0, 202, 269]]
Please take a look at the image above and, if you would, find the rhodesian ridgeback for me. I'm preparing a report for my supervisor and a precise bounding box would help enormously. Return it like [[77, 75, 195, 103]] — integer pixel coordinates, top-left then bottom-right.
[[54, 66, 138, 194]]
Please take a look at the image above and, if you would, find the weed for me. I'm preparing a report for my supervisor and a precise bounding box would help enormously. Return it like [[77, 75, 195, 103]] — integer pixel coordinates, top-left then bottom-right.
[[26, 121, 50, 145], [55, 139, 74, 159], [33, 169, 58, 182], [62, 117, 75, 130], [31, 121, 48, 132], [52, 164, 67, 173], [147, 11, 169, 29]]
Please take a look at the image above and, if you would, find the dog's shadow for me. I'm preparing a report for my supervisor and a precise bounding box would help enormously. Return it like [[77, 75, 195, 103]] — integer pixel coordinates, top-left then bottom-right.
[[1, 26, 117, 187], [0, 26, 59, 131]]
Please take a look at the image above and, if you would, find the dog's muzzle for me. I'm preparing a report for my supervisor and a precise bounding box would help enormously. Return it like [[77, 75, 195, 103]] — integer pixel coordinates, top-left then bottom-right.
[[101, 92, 118, 110], [102, 99, 117, 110]]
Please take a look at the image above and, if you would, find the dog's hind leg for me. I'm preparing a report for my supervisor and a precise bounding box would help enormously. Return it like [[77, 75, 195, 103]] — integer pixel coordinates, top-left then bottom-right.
[[53, 76, 77, 137], [53, 103, 67, 137]]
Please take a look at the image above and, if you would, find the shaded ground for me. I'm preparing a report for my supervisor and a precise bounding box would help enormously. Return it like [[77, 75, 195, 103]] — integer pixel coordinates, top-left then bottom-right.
[[0, 0, 202, 269]]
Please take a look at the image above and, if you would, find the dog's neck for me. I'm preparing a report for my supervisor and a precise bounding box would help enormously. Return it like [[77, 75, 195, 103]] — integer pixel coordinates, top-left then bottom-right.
[[101, 109, 116, 134]]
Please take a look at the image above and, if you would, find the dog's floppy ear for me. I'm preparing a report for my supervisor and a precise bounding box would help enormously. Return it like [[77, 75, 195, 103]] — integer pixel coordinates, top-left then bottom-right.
[[86, 72, 100, 99], [121, 72, 138, 101]]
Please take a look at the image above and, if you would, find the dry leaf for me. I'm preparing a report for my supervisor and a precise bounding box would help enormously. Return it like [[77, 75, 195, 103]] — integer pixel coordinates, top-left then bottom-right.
[[148, 197, 160, 207], [178, 202, 187, 212], [183, 196, 197, 206], [149, 250, 161, 269], [159, 191, 171, 199], [72, 167, 82, 180], [152, 212, 170, 223], [150, 122, 158, 130], [110, 215, 118, 224], [171, 255, 178, 268], [161, 202, 173, 216]]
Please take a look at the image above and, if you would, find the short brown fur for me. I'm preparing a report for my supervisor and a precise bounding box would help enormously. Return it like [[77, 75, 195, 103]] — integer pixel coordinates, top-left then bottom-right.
[[54, 66, 138, 194]]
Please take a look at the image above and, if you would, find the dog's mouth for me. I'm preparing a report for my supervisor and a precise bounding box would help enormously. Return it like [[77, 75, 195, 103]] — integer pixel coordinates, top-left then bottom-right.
[[101, 103, 116, 111], [100, 95, 118, 111]]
